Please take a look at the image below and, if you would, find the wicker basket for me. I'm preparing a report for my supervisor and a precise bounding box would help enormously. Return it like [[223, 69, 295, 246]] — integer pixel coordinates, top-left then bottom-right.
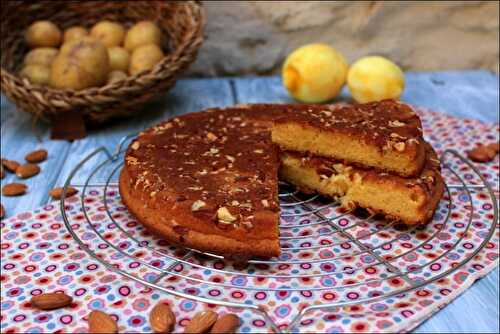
[[0, 0, 204, 125]]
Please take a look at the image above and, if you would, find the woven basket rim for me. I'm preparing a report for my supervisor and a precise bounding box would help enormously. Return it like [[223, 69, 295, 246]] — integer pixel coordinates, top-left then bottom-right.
[[0, 1, 204, 96], [0, 0, 205, 123]]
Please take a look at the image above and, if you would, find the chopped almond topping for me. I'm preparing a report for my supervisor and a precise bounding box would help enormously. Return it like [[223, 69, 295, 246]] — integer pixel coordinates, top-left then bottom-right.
[[388, 120, 406, 127], [394, 142, 406, 152], [191, 200, 206, 211], [131, 141, 140, 150], [217, 206, 237, 224], [206, 132, 218, 141]]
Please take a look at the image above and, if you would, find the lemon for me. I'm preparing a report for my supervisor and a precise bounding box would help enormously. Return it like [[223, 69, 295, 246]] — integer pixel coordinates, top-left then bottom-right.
[[347, 56, 405, 103], [282, 43, 348, 103]]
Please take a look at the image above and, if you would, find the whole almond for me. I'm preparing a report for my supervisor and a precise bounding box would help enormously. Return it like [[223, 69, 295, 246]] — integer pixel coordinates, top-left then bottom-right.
[[467, 145, 496, 163], [49, 186, 79, 200], [0, 204, 5, 219], [184, 310, 218, 333], [1, 159, 20, 173], [2, 183, 27, 196], [30, 292, 72, 310], [210, 314, 240, 333], [16, 163, 40, 179], [25, 149, 48, 163], [88, 310, 118, 334], [150, 302, 176, 333]]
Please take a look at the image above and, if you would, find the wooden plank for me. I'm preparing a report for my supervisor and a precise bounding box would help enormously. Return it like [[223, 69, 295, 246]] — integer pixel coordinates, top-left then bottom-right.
[[53, 78, 235, 187], [0, 100, 72, 217], [416, 268, 499, 333], [232, 70, 499, 123], [231, 71, 499, 333], [402, 70, 499, 123]]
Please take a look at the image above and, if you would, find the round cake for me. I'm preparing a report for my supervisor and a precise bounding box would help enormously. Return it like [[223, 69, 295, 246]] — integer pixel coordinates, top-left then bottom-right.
[[120, 102, 444, 259]]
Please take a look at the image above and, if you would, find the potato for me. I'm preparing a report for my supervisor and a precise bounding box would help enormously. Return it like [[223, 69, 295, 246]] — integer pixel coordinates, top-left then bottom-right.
[[25, 20, 62, 48], [129, 44, 164, 75], [90, 21, 125, 47], [50, 38, 110, 90], [108, 47, 130, 72], [63, 26, 88, 43], [124, 21, 162, 51], [24, 47, 58, 67], [20, 64, 51, 85], [107, 70, 127, 84]]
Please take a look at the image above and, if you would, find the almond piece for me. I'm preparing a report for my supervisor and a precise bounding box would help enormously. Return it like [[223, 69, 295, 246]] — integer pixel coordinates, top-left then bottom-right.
[[1, 159, 20, 173], [184, 310, 218, 333], [2, 183, 27, 196], [487, 142, 499, 153], [150, 302, 176, 333], [467, 145, 496, 163], [210, 314, 240, 333], [0, 203, 5, 219], [30, 292, 72, 310], [0, 165, 4, 179], [16, 163, 40, 179], [88, 310, 118, 333], [49, 187, 79, 200], [25, 149, 48, 163], [393, 142, 406, 152]]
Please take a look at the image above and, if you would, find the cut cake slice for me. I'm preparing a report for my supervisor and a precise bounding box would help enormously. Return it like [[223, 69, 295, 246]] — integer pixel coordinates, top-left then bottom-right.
[[279, 142, 444, 225], [272, 99, 426, 177]]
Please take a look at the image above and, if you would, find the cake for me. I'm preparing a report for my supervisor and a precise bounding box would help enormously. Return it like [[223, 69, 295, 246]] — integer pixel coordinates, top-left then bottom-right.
[[119, 107, 283, 259], [120, 101, 444, 258], [279, 142, 444, 225], [272, 100, 426, 177]]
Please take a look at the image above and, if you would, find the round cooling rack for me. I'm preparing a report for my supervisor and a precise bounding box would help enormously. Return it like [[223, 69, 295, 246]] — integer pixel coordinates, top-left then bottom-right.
[[60, 135, 498, 333]]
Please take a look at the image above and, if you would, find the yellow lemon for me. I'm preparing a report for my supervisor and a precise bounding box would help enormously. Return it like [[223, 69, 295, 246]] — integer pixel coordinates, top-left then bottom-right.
[[347, 56, 405, 103], [282, 43, 348, 103]]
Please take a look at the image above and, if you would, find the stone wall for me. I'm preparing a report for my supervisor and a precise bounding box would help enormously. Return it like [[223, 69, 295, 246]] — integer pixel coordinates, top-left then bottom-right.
[[187, 1, 499, 76]]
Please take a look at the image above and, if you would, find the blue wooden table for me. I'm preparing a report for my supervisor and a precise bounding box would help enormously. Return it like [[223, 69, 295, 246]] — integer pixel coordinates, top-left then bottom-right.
[[1, 70, 499, 333]]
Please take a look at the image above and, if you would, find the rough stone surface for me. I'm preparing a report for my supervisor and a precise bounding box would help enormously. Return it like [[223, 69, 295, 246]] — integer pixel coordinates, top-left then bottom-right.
[[187, 1, 499, 76]]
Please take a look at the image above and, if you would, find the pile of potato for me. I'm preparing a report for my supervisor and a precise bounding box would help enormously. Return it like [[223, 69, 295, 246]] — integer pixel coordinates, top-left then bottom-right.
[[20, 20, 165, 89]]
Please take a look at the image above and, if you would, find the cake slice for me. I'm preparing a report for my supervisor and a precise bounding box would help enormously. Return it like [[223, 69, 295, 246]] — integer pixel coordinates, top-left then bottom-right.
[[279, 142, 444, 225], [272, 99, 426, 177]]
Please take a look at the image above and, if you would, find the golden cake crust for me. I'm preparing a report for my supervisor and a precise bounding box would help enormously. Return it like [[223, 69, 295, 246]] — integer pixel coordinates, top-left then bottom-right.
[[272, 99, 426, 177]]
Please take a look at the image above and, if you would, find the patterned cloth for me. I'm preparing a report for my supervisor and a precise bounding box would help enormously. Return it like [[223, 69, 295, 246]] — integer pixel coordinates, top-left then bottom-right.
[[1, 108, 499, 333]]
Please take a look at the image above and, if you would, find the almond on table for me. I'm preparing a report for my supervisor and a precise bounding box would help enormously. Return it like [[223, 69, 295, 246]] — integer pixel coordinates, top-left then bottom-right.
[[16, 163, 41, 179], [183, 310, 218, 333], [49, 186, 79, 200], [30, 292, 72, 310], [88, 310, 118, 334], [149, 302, 176, 333], [25, 149, 48, 163], [487, 142, 499, 153], [1, 159, 20, 173], [2, 183, 28, 196], [210, 313, 240, 333], [467, 144, 498, 163]]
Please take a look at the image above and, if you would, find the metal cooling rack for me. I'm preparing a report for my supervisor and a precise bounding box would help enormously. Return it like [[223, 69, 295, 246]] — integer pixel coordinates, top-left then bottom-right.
[[60, 135, 498, 333]]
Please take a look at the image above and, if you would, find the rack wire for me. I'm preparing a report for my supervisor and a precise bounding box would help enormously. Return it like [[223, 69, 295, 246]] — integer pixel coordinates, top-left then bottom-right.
[[60, 135, 498, 333]]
